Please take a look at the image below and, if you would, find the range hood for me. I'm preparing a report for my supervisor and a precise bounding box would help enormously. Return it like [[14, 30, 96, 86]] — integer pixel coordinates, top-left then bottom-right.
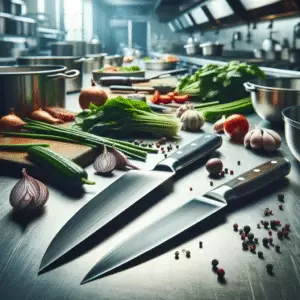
[[155, 0, 300, 26]]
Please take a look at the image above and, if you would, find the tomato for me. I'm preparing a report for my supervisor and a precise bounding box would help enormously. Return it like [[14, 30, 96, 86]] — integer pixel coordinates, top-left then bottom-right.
[[174, 95, 189, 104], [152, 91, 161, 104], [167, 92, 175, 99], [159, 95, 172, 104], [223, 114, 249, 142]]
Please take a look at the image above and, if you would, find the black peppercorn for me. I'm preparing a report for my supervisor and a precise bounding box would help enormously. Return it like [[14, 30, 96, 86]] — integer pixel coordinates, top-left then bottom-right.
[[266, 263, 273, 273], [238, 161, 241, 165], [261, 220, 265, 225], [277, 193, 284, 202], [164, 154, 167, 158], [244, 225, 251, 234], [176, 144, 179, 149], [199, 241, 203, 248], [225, 168, 228, 174], [175, 251, 179, 256], [262, 237, 269, 245], [275, 245, 280, 252], [264, 221, 269, 227], [242, 241, 248, 250], [277, 231, 283, 239], [239, 229, 244, 235], [186, 250, 191, 258], [257, 223, 261, 229], [258, 251, 264, 258], [210, 181, 214, 186], [212, 259, 219, 267], [254, 237, 259, 244], [248, 233, 254, 241]]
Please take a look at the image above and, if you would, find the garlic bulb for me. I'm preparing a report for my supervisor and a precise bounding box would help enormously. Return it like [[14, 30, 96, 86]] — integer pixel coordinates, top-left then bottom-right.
[[244, 127, 281, 152], [93, 145, 117, 174], [180, 108, 205, 131], [213, 115, 226, 133], [10, 168, 49, 211], [176, 104, 194, 118]]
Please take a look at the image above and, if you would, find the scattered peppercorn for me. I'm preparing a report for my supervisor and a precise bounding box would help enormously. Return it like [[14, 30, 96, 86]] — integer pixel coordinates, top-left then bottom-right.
[[244, 225, 251, 234], [257, 223, 261, 229], [164, 154, 167, 158], [199, 241, 203, 248], [141, 143, 148, 147], [225, 168, 228, 174], [268, 230, 272, 236], [262, 237, 269, 245], [233, 223, 239, 231], [283, 230, 289, 237], [221, 170, 225, 177], [266, 264, 273, 273], [284, 223, 291, 231], [275, 245, 281, 252], [248, 233, 254, 241], [156, 143, 160, 148], [264, 221, 269, 227], [254, 237, 259, 244], [230, 170, 234, 175], [241, 233, 246, 240], [217, 268, 225, 278], [261, 220, 265, 225], [258, 251, 264, 258], [210, 181, 214, 186], [277, 193, 284, 202], [175, 251, 179, 256], [279, 204, 284, 210], [275, 220, 281, 225], [212, 259, 219, 267], [189, 187, 193, 191], [269, 237, 273, 244], [175, 256, 179, 260], [176, 144, 179, 149], [242, 241, 248, 250], [238, 161, 241, 165], [186, 250, 191, 258], [270, 220, 277, 228], [239, 229, 244, 235], [249, 244, 256, 252], [264, 209, 270, 216], [277, 231, 283, 239]]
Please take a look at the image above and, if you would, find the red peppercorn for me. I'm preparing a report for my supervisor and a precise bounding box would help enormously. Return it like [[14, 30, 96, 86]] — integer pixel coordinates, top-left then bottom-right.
[[277, 231, 283, 239], [241, 233, 246, 240], [230, 170, 234, 175], [221, 170, 225, 177], [189, 187, 193, 191], [268, 230, 272, 236], [283, 230, 289, 237], [217, 268, 225, 278], [279, 204, 284, 210], [249, 244, 256, 251], [275, 220, 281, 225], [233, 223, 239, 231], [285, 223, 291, 230]]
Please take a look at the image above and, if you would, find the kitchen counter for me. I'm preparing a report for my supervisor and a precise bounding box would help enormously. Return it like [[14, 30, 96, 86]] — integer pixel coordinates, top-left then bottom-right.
[[1, 73, 300, 300]]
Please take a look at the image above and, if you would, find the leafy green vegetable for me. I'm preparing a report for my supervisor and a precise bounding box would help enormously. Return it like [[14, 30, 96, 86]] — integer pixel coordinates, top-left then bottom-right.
[[143, 57, 151, 61], [177, 61, 266, 103], [96, 65, 141, 73], [73, 97, 181, 138]]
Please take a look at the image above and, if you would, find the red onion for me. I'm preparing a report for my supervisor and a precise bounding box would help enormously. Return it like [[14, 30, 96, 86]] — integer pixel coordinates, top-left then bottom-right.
[[9, 169, 49, 211], [93, 146, 116, 174], [111, 148, 139, 170]]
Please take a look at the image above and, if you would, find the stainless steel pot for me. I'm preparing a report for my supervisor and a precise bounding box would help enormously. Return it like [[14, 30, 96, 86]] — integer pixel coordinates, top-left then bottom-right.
[[84, 53, 107, 73], [0, 65, 80, 118], [282, 105, 300, 161], [68, 41, 86, 57], [104, 55, 123, 67], [17, 56, 85, 93], [184, 44, 200, 56], [244, 78, 300, 124], [200, 42, 224, 56], [51, 42, 73, 56]]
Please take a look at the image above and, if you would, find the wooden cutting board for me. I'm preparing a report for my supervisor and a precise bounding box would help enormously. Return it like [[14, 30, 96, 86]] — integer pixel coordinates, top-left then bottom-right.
[[0, 136, 98, 169]]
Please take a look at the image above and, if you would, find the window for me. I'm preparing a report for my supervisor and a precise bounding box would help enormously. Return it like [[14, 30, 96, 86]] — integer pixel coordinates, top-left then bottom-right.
[[240, 0, 281, 10], [37, 0, 45, 13], [206, 0, 234, 19]]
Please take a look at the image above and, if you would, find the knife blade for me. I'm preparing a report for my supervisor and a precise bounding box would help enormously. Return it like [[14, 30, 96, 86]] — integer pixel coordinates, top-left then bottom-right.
[[81, 157, 291, 284], [40, 134, 222, 273]]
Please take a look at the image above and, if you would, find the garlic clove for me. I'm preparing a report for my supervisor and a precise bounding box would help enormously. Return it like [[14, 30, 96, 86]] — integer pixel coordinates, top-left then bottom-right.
[[262, 131, 277, 152], [213, 115, 226, 133], [250, 128, 263, 150], [264, 129, 282, 149], [243, 130, 253, 148]]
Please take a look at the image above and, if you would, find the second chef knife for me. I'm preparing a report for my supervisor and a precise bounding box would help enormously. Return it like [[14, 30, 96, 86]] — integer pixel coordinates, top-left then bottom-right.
[[39, 134, 222, 273], [81, 157, 291, 283]]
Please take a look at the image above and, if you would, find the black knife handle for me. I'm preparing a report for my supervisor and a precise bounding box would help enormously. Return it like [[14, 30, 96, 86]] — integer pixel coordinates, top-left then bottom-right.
[[154, 134, 222, 172], [100, 77, 148, 86], [206, 158, 291, 203]]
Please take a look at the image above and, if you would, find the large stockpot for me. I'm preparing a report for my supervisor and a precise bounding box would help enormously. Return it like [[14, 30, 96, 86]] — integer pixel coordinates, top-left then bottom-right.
[[200, 42, 224, 56], [17, 56, 86, 93], [51, 42, 73, 56], [244, 78, 300, 124], [0, 65, 80, 118]]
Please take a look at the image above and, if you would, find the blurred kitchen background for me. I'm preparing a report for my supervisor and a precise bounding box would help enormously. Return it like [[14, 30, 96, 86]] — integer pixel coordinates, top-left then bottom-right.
[[1, 0, 300, 69]]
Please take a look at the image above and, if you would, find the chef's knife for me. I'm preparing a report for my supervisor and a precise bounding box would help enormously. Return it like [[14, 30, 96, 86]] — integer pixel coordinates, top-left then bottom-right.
[[81, 157, 291, 284], [99, 68, 187, 86], [40, 134, 222, 273]]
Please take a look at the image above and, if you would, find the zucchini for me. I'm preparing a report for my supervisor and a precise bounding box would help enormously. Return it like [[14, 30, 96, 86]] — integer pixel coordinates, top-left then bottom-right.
[[27, 146, 95, 186], [0, 143, 49, 151]]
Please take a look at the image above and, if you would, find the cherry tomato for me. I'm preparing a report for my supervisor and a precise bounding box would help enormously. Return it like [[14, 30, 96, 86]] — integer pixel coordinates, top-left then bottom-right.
[[159, 95, 172, 104], [152, 91, 161, 104], [174, 95, 189, 104], [223, 114, 249, 142], [168, 92, 175, 99]]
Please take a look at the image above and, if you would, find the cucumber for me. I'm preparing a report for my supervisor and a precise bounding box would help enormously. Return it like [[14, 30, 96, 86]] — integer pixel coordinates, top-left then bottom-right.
[[27, 146, 95, 186], [0, 143, 49, 151]]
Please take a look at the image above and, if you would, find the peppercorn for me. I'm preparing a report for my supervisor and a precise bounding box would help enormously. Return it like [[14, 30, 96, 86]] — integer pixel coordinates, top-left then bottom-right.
[[212, 259, 219, 267], [264, 209, 270, 216], [268, 230, 272, 236], [254, 237, 259, 244], [164, 154, 167, 158], [284, 223, 291, 231], [261, 220, 265, 225], [186, 250, 191, 258], [233, 223, 239, 231], [141, 143, 148, 147], [275, 245, 280, 252], [270, 210, 273, 215], [275, 220, 281, 225], [217, 268, 225, 278], [257, 223, 261, 229], [277, 231, 283, 239], [156, 143, 160, 148], [244, 225, 251, 234], [277, 193, 284, 202], [270, 220, 277, 228], [266, 263, 273, 273], [283, 230, 289, 237], [279, 204, 284, 210], [239, 229, 244, 235], [175, 251, 179, 256], [175, 256, 179, 260], [262, 237, 269, 245], [189, 187, 193, 191], [176, 144, 179, 149], [225, 168, 228, 174], [221, 170, 225, 177], [238, 161, 241, 165], [210, 181, 214, 186], [230, 170, 234, 175], [258, 251, 264, 258], [269, 237, 273, 244], [264, 221, 269, 227], [249, 244, 256, 252], [241, 233, 246, 240], [199, 241, 203, 248], [242, 241, 248, 250], [248, 233, 254, 241]]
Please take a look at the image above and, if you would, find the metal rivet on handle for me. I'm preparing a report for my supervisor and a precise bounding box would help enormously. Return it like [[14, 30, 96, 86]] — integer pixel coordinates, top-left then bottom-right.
[[271, 160, 278, 164], [238, 177, 245, 181], [254, 169, 260, 172]]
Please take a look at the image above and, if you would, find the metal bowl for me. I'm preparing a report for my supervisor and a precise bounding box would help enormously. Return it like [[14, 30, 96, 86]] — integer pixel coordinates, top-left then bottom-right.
[[244, 78, 300, 124], [144, 60, 177, 71], [282, 105, 300, 161]]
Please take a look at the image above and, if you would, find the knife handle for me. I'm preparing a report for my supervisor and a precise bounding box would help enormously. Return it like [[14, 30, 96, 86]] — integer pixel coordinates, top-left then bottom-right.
[[207, 158, 291, 203], [155, 134, 222, 172]]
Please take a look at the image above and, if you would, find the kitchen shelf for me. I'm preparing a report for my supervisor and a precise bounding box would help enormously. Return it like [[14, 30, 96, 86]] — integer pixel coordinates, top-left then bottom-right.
[[0, 35, 29, 42]]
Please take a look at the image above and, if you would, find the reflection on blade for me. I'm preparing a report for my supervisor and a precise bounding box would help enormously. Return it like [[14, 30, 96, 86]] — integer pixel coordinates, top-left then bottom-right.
[[81, 198, 226, 284], [40, 170, 172, 272]]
